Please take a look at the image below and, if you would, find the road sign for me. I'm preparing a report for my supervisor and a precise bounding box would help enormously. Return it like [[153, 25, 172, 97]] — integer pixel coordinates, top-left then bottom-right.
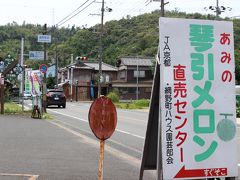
[[159, 17, 237, 179], [39, 64, 48, 74], [88, 96, 117, 180], [37, 35, 51, 43], [140, 18, 237, 180], [29, 51, 44, 60], [88, 96, 117, 140]]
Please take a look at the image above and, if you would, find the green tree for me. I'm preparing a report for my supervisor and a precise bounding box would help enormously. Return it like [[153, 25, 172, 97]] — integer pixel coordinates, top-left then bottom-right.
[[47, 75, 55, 89]]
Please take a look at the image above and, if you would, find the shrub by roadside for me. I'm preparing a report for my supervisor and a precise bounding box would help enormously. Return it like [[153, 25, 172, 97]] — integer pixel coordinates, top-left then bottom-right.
[[107, 91, 119, 103], [107, 91, 149, 109]]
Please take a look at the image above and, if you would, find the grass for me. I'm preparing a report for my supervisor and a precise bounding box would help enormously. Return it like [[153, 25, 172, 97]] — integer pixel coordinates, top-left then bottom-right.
[[115, 99, 150, 109], [3, 102, 52, 119], [4, 102, 26, 114]]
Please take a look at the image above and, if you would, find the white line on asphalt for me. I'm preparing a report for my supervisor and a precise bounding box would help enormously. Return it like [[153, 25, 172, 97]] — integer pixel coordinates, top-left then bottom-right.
[[53, 119, 143, 154], [0, 173, 39, 180], [54, 119, 91, 134], [116, 129, 144, 139], [48, 109, 88, 122], [48, 109, 145, 139], [49, 121, 141, 167], [108, 138, 143, 154], [68, 103, 147, 123]]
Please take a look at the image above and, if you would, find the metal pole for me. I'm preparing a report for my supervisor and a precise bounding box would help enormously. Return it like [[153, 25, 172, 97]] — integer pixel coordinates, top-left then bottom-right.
[[0, 81, 4, 114], [75, 80, 78, 101], [70, 54, 73, 102], [20, 37, 24, 111], [42, 24, 47, 113], [55, 45, 58, 86], [98, 0, 104, 97], [136, 57, 139, 100]]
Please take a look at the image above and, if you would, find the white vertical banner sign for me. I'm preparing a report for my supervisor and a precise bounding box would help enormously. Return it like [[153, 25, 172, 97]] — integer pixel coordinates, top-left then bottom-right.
[[159, 17, 238, 179]]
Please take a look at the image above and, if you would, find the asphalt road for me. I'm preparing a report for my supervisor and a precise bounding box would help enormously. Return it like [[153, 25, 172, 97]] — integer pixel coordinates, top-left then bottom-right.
[[46, 102, 153, 178], [0, 114, 155, 180], [1, 101, 155, 180], [0, 101, 239, 179], [46, 101, 240, 179], [47, 102, 148, 155]]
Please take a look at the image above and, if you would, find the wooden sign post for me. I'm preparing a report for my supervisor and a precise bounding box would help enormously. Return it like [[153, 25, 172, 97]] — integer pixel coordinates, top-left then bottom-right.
[[98, 140, 105, 180], [88, 96, 117, 180]]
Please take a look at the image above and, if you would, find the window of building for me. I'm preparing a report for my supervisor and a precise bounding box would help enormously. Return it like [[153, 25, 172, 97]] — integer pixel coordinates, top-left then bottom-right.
[[145, 87, 152, 93], [120, 71, 126, 79], [134, 70, 145, 78]]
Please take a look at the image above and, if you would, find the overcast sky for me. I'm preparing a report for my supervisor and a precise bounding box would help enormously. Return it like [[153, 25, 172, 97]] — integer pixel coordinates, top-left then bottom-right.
[[0, 0, 239, 27]]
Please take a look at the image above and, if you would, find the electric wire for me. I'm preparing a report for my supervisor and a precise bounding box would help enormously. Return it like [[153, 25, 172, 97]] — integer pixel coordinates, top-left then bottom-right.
[[57, 0, 159, 28], [56, 0, 96, 27], [56, 0, 91, 25]]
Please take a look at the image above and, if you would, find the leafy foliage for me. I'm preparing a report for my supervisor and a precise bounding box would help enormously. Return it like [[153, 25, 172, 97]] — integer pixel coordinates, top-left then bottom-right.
[[107, 91, 119, 103], [0, 10, 240, 83], [47, 75, 56, 89]]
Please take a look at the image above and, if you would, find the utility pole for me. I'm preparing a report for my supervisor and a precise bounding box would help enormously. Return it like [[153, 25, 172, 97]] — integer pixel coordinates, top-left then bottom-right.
[[207, 0, 232, 20], [98, 0, 104, 97], [160, 0, 165, 17], [55, 45, 58, 86], [136, 57, 139, 100], [70, 54, 73, 102], [42, 24, 47, 113], [216, 0, 220, 17]]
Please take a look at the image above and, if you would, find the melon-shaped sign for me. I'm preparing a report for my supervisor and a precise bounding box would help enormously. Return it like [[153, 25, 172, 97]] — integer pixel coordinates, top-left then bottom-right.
[[88, 96, 117, 140]]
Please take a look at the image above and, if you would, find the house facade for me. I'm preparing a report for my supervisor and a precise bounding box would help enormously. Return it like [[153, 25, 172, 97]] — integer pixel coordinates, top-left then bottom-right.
[[112, 57, 154, 100], [58, 56, 154, 101], [59, 60, 117, 101]]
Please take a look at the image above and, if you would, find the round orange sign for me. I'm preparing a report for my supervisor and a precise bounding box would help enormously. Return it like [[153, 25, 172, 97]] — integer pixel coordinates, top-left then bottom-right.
[[88, 96, 117, 140]]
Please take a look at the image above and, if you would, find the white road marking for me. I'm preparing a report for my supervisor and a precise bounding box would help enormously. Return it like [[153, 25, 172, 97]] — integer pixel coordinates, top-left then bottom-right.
[[48, 109, 145, 139], [0, 173, 39, 180], [116, 129, 144, 139], [48, 109, 88, 122], [49, 121, 141, 167], [53, 119, 142, 154]]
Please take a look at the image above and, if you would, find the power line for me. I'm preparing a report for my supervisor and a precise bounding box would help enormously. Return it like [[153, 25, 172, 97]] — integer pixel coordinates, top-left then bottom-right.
[[102, 0, 148, 23], [56, 0, 96, 27], [56, 0, 91, 25]]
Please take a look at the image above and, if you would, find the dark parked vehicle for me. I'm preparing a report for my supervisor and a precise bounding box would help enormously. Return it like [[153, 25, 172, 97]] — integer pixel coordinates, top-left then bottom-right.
[[46, 89, 66, 108]]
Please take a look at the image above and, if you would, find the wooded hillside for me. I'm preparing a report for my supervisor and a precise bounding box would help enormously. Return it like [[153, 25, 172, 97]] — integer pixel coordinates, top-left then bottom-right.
[[0, 10, 239, 82]]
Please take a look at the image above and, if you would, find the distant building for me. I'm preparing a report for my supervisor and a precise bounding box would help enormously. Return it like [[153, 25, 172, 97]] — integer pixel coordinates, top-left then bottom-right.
[[59, 60, 117, 101], [58, 56, 155, 101], [112, 56, 154, 100]]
